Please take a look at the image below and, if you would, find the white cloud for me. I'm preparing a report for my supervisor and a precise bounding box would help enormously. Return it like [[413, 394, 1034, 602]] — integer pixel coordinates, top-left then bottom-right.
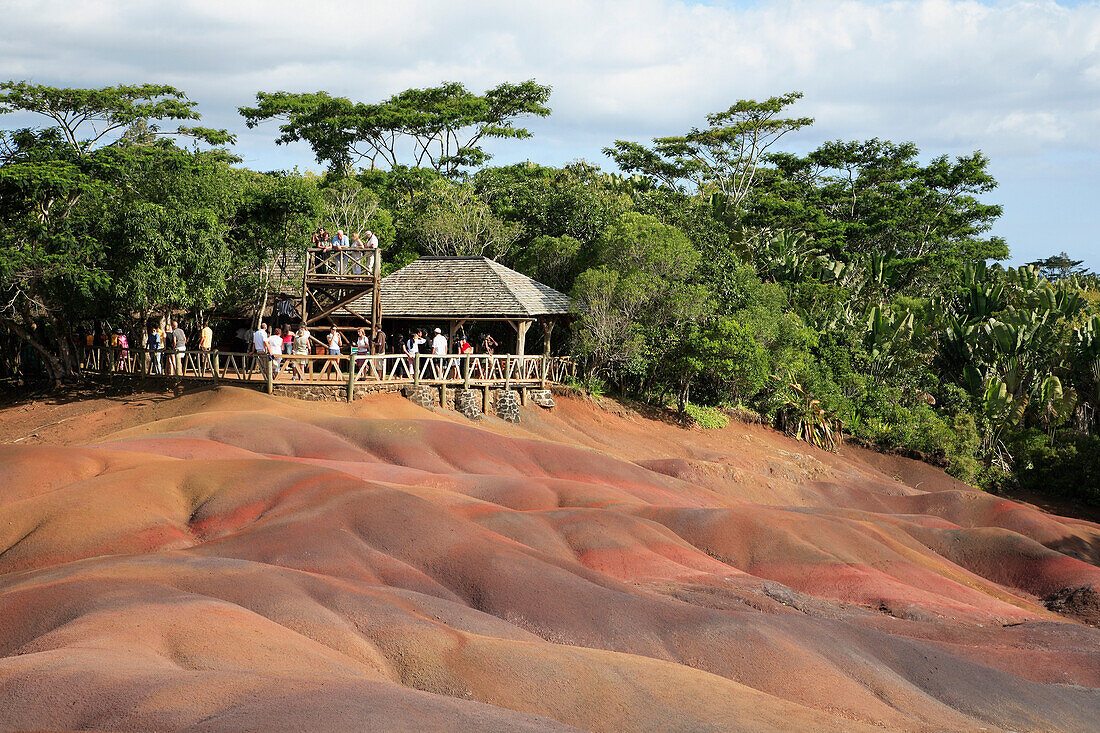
[[2, 0, 1099, 264]]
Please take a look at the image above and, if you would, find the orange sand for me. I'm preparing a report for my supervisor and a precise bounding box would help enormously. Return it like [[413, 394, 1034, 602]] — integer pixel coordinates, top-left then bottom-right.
[[1, 386, 1098, 731]]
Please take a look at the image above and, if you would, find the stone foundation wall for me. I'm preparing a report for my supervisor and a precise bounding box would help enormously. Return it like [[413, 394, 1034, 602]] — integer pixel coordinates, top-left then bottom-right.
[[273, 384, 404, 401], [495, 390, 521, 422], [402, 385, 437, 409], [454, 389, 483, 420], [272, 382, 553, 424]]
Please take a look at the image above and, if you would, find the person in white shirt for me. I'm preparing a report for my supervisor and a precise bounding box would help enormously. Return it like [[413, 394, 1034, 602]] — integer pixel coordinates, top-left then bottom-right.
[[320, 326, 344, 379], [430, 327, 448, 378], [431, 327, 448, 356], [402, 329, 426, 374], [252, 322, 268, 374], [355, 327, 370, 376], [267, 327, 284, 375]]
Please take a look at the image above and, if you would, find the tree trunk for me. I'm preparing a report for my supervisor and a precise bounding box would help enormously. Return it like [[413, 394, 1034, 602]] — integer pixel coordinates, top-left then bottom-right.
[[1, 315, 65, 387]]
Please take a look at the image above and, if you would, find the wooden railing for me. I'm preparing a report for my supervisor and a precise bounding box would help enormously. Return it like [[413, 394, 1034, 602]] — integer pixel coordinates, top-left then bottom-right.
[[77, 347, 575, 396]]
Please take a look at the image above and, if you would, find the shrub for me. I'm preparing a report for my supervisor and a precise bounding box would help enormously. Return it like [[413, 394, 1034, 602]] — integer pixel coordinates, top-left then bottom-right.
[[1012, 430, 1100, 505], [685, 402, 730, 429]]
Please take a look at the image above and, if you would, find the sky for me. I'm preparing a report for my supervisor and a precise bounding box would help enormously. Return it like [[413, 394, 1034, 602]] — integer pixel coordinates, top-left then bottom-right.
[[1, 0, 1098, 268]]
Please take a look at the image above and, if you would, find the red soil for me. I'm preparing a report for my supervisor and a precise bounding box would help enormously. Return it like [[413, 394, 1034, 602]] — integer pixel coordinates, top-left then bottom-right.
[[1, 385, 1098, 731]]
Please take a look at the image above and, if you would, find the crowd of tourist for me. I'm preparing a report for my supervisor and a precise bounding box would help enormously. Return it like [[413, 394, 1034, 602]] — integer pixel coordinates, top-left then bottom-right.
[[311, 227, 378, 276], [78, 226, 520, 382], [238, 321, 507, 381]]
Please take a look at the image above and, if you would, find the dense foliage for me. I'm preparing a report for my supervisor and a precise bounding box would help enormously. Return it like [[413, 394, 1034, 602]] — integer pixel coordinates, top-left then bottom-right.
[[3, 81, 1098, 503]]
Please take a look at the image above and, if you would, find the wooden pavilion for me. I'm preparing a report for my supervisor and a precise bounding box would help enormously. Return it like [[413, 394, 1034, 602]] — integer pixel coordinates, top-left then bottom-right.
[[342, 256, 572, 355]]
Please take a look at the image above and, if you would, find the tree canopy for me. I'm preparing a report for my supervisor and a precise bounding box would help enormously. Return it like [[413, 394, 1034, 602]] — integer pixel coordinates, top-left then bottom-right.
[[239, 80, 551, 175], [3, 79, 1099, 505]]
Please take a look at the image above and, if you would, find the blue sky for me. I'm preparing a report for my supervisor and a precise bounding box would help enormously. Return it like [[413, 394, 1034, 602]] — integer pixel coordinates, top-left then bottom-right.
[[2, 0, 1098, 268]]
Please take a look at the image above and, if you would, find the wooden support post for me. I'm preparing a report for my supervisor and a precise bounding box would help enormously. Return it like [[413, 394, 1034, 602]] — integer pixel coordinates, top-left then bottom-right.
[[541, 319, 555, 357], [448, 320, 457, 351], [440, 384, 446, 408], [505, 356, 512, 390], [513, 320, 532, 357], [540, 355, 548, 389], [413, 353, 421, 386], [346, 355, 355, 402], [212, 351, 219, 385], [463, 355, 471, 389], [521, 387, 528, 406], [265, 356, 274, 395]]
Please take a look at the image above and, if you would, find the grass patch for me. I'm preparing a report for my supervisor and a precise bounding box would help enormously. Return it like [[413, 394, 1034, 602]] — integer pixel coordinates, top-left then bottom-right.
[[684, 402, 730, 429]]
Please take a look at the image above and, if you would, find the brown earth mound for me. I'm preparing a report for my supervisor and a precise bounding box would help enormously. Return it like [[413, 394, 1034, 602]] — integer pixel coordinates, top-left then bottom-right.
[[1, 386, 1098, 731]]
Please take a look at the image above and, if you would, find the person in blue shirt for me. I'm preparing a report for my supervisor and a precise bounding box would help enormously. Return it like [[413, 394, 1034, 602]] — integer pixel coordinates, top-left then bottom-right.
[[331, 229, 350, 274], [146, 326, 162, 374]]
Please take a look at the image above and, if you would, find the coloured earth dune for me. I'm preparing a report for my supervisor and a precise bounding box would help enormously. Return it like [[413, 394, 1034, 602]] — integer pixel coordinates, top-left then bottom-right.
[[1, 386, 1098, 731]]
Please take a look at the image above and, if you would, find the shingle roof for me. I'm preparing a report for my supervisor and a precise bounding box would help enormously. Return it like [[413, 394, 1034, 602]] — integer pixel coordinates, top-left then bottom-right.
[[345, 257, 572, 319]]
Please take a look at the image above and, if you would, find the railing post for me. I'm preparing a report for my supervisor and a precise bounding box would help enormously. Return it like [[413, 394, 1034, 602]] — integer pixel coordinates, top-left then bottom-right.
[[212, 350, 220, 386], [541, 355, 548, 389], [265, 355, 274, 395], [463, 355, 471, 389], [414, 353, 421, 387], [505, 356, 512, 390], [346, 354, 356, 402]]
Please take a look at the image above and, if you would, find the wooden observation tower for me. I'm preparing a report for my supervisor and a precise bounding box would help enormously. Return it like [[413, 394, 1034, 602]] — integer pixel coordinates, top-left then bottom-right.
[[299, 247, 381, 332]]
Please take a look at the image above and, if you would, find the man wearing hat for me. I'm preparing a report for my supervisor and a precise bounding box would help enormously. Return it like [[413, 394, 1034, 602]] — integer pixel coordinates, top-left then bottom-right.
[[430, 327, 448, 378]]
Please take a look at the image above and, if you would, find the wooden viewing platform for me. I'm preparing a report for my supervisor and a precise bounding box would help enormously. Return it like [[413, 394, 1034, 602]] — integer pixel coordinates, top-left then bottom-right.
[[78, 347, 576, 400], [300, 246, 381, 331]]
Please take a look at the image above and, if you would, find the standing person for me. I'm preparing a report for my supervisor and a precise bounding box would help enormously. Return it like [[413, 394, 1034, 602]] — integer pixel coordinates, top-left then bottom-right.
[[313, 227, 330, 274], [458, 333, 473, 355], [331, 229, 350, 274], [252, 322, 269, 376], [199, 321, 214, 375], [350, 233, 365, 275], [163, 324, 176, 375], [199, 322, 213, 351], [403, 329, 425, 374], [291, 324, 311, 381], [357, 230, 380, 274], [147, 326, 162, 375], [171, 321, 187, 376], [431, 327, 448, 378], [319, 326, 344, 379], [478, 332, 498, 379], [116, 329, 129, 371], [370, 325, 387, 378], [482, 333, 498, 355], [267, 327, 284, 377], [355, 327, 370, 377]]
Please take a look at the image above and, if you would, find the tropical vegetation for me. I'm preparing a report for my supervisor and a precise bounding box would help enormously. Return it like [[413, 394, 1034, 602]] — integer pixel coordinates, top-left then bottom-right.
[[2, 81, 1098, 503]]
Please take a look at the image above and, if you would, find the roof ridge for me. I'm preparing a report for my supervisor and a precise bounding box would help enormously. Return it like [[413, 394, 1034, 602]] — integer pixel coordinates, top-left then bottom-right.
[[483, 258, 527, 313]]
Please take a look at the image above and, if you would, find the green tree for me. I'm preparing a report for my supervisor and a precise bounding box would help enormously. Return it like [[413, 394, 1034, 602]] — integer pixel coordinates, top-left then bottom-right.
[[0, 81, 232, 382], [604, 92, 812, 208], [668, 317, 769, 410], [571, 213, 710, 386], [747, 139, 1006, 267], [409, 179, 522, 258], [239, 81, 552, 176], [1028, 251, 1090, 281]]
